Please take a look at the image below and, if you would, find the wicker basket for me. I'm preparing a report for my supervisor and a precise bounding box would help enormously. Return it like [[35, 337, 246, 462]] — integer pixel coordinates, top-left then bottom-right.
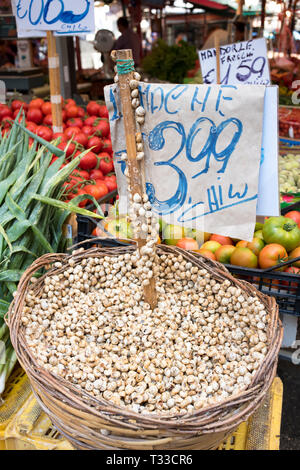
[[7, 245, 283, 450]]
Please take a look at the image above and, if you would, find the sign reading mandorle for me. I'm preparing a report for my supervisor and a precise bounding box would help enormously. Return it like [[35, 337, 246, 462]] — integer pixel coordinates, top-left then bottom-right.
[[104, 83, 266, 241], [199, 38, 270, 86], [14, 0, 95, 34]]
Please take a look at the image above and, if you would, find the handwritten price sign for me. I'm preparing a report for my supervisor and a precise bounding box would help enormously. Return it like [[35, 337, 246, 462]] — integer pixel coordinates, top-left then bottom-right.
[[105, 83, 266, 241], [13, 0, 95, 35], [199, 38, 270, 86]]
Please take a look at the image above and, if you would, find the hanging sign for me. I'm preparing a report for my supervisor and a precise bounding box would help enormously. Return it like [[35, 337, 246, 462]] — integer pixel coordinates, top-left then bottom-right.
[[105, 82, 267, 241], [199, 38, 270, 86], [12, 0, 95, 36]]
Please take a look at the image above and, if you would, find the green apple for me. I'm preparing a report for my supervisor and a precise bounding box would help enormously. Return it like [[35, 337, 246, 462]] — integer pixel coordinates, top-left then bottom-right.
[[162, 224, 185, 245]]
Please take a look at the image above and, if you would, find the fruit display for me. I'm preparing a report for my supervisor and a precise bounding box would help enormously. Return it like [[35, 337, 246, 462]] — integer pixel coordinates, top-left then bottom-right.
[[279, 153, 300, 194], [0, 98, 116, 208], [93, 207, 300, 276], [279, 107, 300, 139]]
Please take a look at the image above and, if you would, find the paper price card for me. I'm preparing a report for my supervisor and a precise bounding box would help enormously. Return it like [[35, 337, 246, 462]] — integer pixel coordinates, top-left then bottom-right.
[[199, 38, 270, 86], [105, 83, 266, 241], [13, 0, 95, 35]]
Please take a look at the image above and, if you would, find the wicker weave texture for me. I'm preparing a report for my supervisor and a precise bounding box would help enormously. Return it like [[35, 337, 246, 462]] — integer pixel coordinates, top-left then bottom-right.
[[7, 245, 283, 450]]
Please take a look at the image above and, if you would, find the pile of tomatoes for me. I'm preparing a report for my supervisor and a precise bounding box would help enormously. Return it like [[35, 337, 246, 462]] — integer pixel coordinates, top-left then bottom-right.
[[0, 98, 117, 207], [169, 212, 300, 275]]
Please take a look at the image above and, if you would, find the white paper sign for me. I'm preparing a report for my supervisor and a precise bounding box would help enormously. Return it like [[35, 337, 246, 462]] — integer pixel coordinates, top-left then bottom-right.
[[256, 86, 280, 217], [105, 83, 267, 241], [199, 38, 270, 86], [13, 0, 95, 36]]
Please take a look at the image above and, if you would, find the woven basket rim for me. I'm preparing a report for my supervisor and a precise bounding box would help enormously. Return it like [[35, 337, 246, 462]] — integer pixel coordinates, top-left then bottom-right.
[[7, 245, 283, 446]]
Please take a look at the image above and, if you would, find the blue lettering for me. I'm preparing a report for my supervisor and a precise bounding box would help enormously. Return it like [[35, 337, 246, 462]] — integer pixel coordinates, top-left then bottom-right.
[[150, 87, 164, 114], [165, 85, 188, 115]]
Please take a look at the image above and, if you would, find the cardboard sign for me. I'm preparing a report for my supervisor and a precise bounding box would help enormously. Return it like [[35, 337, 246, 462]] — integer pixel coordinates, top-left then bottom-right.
[[199, 38, 270, 86], [13, 0, 94, 36], [105, 83, 267, 241], [0, 81, 6, 105]]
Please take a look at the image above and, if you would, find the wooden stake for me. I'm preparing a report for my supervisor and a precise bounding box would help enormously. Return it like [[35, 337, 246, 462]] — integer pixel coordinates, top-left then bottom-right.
[[114, 49, 157, 309], [47, 31, 63, 133], [214, 35, 221, 84]]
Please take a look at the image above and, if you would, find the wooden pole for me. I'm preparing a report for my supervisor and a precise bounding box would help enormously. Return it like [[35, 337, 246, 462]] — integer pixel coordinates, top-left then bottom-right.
[[47, 31, 63, 134], [214, 35, 221, 84], [114, 49, 157, 309]]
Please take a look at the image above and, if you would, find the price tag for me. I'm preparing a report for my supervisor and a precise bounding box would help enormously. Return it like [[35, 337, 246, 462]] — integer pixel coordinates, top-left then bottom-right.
[[199, 38, 270, 86], [105, 83, 268, 241], [13, 0, 95, 36]]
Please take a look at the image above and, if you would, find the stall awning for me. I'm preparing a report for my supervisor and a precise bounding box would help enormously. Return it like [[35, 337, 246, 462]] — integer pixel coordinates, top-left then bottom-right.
[[188, 0, 233, 11]]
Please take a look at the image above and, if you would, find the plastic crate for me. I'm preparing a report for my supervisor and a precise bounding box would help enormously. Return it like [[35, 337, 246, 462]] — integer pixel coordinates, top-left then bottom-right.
[[3, 394, 73, 450], [0, 366, 31, 450], [225, 261, 300, 317], [1, 377, 282, 450]]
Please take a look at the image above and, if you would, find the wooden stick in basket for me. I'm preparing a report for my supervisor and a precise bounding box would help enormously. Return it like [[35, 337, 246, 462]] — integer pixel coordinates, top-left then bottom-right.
[[113, 49, 157, 309], [47, 31, 63, 133]]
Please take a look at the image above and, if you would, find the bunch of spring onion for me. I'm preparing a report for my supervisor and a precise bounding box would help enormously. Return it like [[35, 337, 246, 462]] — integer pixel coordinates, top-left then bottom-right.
[[0, 114, 103, 396]]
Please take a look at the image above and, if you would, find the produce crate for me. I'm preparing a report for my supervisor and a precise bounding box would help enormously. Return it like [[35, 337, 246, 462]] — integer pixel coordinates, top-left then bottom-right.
[[224, 261, 300, 317], [0, 367, 31, 450]]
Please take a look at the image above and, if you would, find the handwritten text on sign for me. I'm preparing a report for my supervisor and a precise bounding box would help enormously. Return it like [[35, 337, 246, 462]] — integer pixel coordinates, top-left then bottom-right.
[[199, 38, 270, 86], [105, 83, 266, 241], [14, 0, 95, 35]]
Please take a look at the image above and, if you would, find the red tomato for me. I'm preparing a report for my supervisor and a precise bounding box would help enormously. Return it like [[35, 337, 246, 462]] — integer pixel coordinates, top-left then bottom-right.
[[41, 102, 52, 115], [284, 211, 300, 228], [66, 105, 79, 118], [258, 243, 288, 269], [72, 169, 90, 180], [11, 99, 25, 111], [209, 234, 234, 245], [98, 105, 109, 119], [62, 109, 67, 122], [72, 132, 88, 148], [230, 247, 258, 268], [26, 121, 38, 132], [88, 135, 103, 153], [99, 156, 114, 174], [176, 237, 199, 250], [66, 117, 83, 128], [77, 188, 89, 207], [27, 107, 43, 124], [43, 114, 53, 126], [0, 105, 13, 121], [57, 141, 76, 158], [2, 116, 14, 127], [63, 98, 76, 108], [64, 126, 81, 140], [86, 101, 101, 116], [84, 183, 108, 200], [82, 125, 94, 137], [77, 107, 85, 118], [289, 247, 300, 268], [36, 125, 53, 141], [90, 169, 104, 180], [52, 132, 65, 141], [102, 138, 112, 154], [196, 249, 216, 260], [78, 151, 98, 170], [84, 115, 98, 127], [29, 98, 44, 109], [93, 119, 110, 138], [104, 175, 117, 192]]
